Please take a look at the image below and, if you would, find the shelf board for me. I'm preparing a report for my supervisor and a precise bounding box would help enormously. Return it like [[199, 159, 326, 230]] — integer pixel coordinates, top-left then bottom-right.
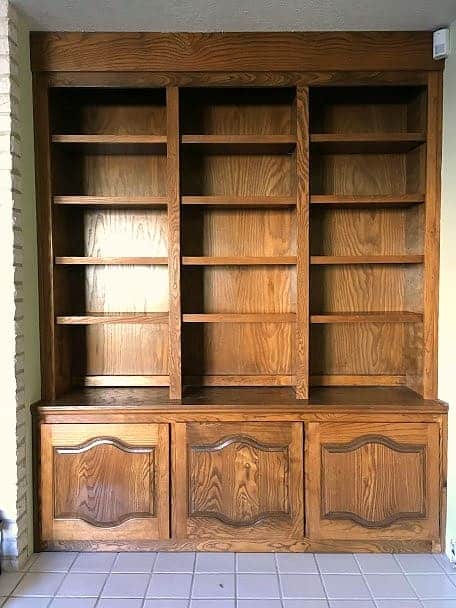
[[310, 194, 425, 207], [55, 256, 168, 265], [182, 195, 296, 207], [56, 312, 169, 325], [51, 134, 167, 154], [182, 256, 297, 266], [310, 132, 426, 153], [52, 134, 167, 144], [39, 386, 448, 412], [183, 313, 296, 323], [310, 312, 423, 324], [310, 255, 423, 265], [54, 196, 168, 207], [181, 134, 296, 153]]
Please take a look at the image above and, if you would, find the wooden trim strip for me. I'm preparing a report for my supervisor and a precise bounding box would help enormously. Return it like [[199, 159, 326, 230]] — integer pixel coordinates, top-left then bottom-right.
[[296, 86, 310, 399], [45, 71, 430, 88], [183, 313, 296, 323], [310, 375, 406, 386], [33, 74, 56, 400], [167, 86, 182, 399], [76, 376, 170, 387], [184, 375, 294, 387], [30, 32, 440, 72], [422, 71, 443, 399]]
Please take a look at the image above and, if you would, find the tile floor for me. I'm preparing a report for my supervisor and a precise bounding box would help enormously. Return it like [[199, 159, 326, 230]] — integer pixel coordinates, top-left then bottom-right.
[[0, 552, 455, 607]]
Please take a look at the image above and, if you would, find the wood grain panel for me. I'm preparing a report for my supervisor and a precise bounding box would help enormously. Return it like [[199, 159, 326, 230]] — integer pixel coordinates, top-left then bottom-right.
[[183, 208, 295, 256], [54, 440, 155, 526], [321, 437, 425, 527], [30, 32, 439, 72], [54, 151, 167, 197], [310, 265, 422, 313], [189, 436, 289, 526], [423, 71, 443, 399], [35, 385, 448, 411], [181, 88, 294, 135], [310, 323, 406, 376], [40, 423, 169, 542], [311, 153, 406, 196], [295, 85, 309, 399], [183, 323, 294, 376], [183, 267, 295, 314], [45, 71, 431, 89], [33, 73, 64, 399], [51, 88, 166, 135], [310, 207, 420, 256], [310, 87, 425, 134], [180, 422, 304, 540], [182, 154, 295, 197], [55, 208, 168, 258], [73, 324, 169, 376], [307, 422, 440, 540], [167, 86, 182, 398], [62, 266, 169, 313]]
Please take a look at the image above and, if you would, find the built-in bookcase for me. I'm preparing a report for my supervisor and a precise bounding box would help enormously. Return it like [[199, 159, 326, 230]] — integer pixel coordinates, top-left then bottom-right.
[[46, 84, 430, 398], [309, 86, 426, 391]]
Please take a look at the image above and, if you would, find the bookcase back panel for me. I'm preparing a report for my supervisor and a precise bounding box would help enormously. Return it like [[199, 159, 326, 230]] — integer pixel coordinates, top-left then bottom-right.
[[310, 207, 423, 256], [181, 88, 295, 135], [72, 324, 169, 376], [311, 153, 407, 196], [54, 208, 168, 257], [310, 265, 422, 313], [310, 87, 426, 133], [310, 323, 406, 376], [54, 152, 167, 197], [84, 266, 169, 313], [51, 89, 167, 135], [183, 208, 296, 256], [54, 266, 169, 314], [182, 154, 295, 196], [183, 267, 296, 314], [183, 323, 294, 376]]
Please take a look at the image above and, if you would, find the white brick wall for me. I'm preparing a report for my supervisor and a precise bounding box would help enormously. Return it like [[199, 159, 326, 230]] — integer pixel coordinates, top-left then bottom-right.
[[0, 0, 31, 570]]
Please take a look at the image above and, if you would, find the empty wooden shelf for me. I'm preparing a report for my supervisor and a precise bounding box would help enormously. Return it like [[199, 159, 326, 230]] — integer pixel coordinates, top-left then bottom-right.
[[54, 195, 168, 207], [32, 33, 446, 555]]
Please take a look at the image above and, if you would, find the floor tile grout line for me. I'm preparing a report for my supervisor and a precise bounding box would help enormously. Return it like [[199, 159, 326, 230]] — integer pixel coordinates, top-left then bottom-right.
[[2, 569, 26, 598], [92, 566, 111, 608], [314, 552, 330, 606], [234, 552, 238, 608], [273, 552, 285, 608], [354, 552, 386, 608], [188, 551, 197, 606], [394, 554, 430, 604]]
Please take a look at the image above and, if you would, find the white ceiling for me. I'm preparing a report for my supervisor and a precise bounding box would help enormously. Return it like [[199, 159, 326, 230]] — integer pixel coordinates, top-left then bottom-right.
[[12, 0, 456, 32]]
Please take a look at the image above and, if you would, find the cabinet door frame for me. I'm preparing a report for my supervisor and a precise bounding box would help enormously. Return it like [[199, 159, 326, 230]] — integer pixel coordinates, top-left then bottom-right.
[[172, 421, 304, 541], [306, 421, 440, 541], [40, 423, 169, 542]]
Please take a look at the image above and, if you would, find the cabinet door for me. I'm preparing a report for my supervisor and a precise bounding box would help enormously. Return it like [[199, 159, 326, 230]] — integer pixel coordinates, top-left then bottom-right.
[[40, 423, 169, 542], [174, 422, 304, 541], [307, 422, 440, 540]]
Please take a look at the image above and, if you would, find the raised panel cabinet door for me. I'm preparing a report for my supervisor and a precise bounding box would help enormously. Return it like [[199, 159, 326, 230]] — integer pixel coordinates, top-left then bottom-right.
[[40, 423, 169, 542], [173, 422, 304, 541], [306, 422, 441, 541]]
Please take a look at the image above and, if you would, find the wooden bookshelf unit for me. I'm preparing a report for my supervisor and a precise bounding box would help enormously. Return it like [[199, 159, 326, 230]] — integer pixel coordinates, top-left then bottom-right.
[[31, 32, 447, 553]]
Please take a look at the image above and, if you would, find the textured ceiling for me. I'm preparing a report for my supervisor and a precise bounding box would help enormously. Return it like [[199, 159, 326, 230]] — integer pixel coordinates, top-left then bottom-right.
[[12, 0, 456, 32]]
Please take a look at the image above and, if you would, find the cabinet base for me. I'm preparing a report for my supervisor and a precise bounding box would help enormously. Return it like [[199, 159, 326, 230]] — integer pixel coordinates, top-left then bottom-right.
[[40, 538, 441, 553]]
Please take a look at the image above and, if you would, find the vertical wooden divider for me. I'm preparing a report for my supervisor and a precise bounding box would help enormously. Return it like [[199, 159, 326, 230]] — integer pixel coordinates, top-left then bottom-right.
[[423, 71, 443, 399], [295, 86, 310, 399], [167, 87, 182, 399], [33, 74, 56, 400]]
